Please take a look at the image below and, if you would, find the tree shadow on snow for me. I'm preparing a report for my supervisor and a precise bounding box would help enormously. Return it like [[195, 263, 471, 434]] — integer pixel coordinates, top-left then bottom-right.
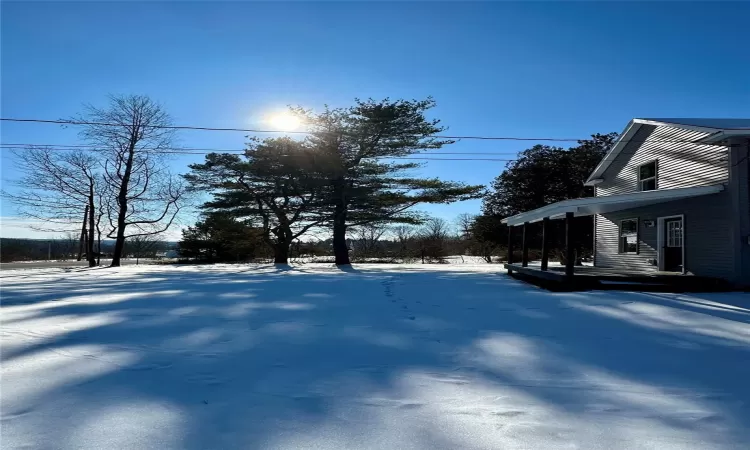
[[2, 264, 750, 449]]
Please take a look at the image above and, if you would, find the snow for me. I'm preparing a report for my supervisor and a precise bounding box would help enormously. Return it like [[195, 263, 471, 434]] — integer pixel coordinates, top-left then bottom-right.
[[2, 264, 750, 449]]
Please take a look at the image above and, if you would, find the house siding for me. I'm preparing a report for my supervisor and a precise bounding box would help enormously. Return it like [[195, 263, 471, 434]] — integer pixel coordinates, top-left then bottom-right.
[[595, 191, 733, 278], [728, 138, 750, 285], [597, 124, 729, 197], [742, 144, 750, 284]]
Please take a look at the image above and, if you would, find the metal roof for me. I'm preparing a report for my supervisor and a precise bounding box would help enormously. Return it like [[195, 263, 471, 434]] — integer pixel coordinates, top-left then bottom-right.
[[641, 118, 750, 130], [501, 184, 725, 226], [584, 118, 750, 185]]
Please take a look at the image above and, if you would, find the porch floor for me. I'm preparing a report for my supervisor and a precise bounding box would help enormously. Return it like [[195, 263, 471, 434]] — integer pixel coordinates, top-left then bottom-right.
[[505, 263, 729, 291]]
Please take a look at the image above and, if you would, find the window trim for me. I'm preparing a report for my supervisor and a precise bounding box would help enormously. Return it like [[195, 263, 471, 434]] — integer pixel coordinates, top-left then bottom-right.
[[637, 160, 658, 191], [619, 217, 639, 254], [656, 214, 686, 274]]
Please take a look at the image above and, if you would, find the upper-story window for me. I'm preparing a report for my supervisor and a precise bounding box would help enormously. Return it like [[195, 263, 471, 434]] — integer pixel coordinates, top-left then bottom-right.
[[638, 161, 657, 191]]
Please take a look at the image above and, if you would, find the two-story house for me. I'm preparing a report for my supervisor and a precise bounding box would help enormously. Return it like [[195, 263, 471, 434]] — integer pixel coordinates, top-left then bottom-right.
[[502, 118, 750, 287]]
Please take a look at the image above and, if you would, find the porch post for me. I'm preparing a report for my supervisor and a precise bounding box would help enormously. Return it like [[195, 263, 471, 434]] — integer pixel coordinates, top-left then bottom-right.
[[565, 212, 575, 279], [541, 217, 550, 271], [521, 222, 529, 267], [507, 225, 514, 273]]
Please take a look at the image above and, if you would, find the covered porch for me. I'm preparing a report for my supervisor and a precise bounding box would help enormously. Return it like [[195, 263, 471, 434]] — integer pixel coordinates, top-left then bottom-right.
[[501, 184, 725, 288]]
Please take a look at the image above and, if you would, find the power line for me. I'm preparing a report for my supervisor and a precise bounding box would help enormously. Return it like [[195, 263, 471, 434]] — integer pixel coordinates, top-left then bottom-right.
[[0, 142, 523, 156], [0, 142, 730, 163], [0, 144, 517, 161], [0, 117, 581, 141], [0, 117, 729, 144]]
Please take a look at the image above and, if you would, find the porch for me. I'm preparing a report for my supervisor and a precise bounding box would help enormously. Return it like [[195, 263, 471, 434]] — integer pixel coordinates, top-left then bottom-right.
[[503, 263, 728, 291], [500, 184, 726, 290]]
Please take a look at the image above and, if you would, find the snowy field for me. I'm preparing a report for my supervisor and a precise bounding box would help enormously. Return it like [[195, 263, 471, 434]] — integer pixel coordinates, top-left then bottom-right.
[[2, 264, 750, 449]]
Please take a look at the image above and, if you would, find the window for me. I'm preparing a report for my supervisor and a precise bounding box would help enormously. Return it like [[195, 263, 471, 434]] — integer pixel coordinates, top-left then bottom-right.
[[667, 220, 683, 248], [620, 219, 638, 253], [638, 161, 657, 191]]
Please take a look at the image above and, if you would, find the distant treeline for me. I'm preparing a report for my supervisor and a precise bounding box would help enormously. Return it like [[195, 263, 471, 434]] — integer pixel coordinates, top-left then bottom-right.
[[0, 238, 176, 263]]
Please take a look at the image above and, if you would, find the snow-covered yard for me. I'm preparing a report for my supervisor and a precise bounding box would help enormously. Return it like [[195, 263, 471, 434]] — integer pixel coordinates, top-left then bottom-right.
[[2, 264, 750, 449]]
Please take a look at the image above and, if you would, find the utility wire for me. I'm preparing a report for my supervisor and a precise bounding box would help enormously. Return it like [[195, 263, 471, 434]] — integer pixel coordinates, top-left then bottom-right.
[[0, 145, 516, 161], [0, 117, 580, 141], [0, 143, 731, 164], [0, 117, 731, 144], [0, 143, 524, 156]]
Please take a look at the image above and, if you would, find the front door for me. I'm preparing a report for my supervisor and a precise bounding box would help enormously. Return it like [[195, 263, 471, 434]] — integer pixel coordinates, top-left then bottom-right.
[[663, 218, 683, 272]]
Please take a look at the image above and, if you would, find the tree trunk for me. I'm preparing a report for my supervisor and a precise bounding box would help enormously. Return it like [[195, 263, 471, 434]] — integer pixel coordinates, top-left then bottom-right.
[[332, 204, 349, 265], [111, 145, 136, 267], [87, 190, 97, 267], [111, 222, 126, 267], [96, 229, 102, 266], [77, 205, 88, 261], [330, 178, 351, 266], [274, 240, 290, 264]]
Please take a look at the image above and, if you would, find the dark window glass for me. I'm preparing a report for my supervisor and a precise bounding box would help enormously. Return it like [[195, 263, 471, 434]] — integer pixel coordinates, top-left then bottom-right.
[[620, 219, 638, 253], [641, 178, 656, 191], [639, 161, 657, 191], [639, 162, 656, 179]]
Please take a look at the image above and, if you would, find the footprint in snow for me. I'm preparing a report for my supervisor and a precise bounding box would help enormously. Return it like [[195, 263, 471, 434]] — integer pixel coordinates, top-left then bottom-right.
[[193, 352, 222, 360], [398, 402, 424, 409], [185, 373, 230, 386], [491, 410, 526, 418], [127, 360, 174, 371]]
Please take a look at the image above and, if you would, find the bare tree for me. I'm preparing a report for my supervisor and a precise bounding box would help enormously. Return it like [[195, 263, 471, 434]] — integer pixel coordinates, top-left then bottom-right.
[[455, 213, 475, 239], [454, 213, 477, 258], [56, 232, 80, 261], [126, 234, 164, 265], [392, 225, 415, 261], [78, 95, 185, 267], [4, 148, 100, 267], [352, 223, 388, 260], [418, 217, 449, 263]]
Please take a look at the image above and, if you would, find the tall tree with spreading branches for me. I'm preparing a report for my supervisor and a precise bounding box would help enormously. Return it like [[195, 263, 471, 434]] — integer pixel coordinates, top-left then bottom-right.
[[184, 137, 329, 263], [5, 147, 100, 267], [299, 98, 484, 265], [77, 95, 185, 267], [480, 133, 618, 262], [179, 212, 266, 262]]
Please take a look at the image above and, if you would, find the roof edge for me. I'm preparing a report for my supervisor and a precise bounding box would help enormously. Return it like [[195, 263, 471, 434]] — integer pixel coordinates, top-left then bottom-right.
[[501, 184, 725, 226], [583, 118, 737, 186], [584, 119, 641, 186]]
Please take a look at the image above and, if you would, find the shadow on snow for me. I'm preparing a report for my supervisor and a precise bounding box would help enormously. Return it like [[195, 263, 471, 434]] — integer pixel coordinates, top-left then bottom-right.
[[2, 263, 750, 448]]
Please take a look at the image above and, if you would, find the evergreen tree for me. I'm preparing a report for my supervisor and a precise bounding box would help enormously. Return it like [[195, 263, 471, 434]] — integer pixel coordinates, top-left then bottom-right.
[[478, 133, 618, 262], [184, 137, 329, 263], [301, 98, 484, 265], [483, 133, 617, 216], [179, 212, 265, 262]]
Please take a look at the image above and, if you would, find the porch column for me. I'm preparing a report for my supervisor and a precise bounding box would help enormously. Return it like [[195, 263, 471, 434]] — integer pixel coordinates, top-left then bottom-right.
[[521, 222, 529, 267], [565, 212, 575, 279], [541, 217, 550, 271], [507, 225, 514, 273]]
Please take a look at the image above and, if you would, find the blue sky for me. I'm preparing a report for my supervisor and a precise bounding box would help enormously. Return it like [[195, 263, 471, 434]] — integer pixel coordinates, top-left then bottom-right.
[[2, 1, 749, 238]]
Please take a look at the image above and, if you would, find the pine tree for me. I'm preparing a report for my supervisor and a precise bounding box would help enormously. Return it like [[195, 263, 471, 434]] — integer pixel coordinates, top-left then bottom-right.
[[301, 98, 484, 265], [179, 212, 265, 262], [184, 137, 329, 263], [479, 133, 618, 263]]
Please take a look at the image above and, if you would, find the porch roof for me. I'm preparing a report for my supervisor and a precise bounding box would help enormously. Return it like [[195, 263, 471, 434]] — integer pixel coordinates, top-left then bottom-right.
[[501, 184, 725, 227]]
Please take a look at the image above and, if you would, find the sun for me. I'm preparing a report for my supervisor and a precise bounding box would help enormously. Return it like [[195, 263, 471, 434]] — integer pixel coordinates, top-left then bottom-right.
[[267, 111, 302, 132]]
